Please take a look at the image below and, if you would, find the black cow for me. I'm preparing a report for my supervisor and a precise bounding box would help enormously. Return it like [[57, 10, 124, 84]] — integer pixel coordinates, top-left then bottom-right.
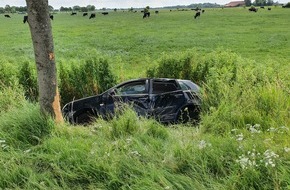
[[102, 12, 109, 15], [23, 15, 28, 23], [249, 7, 258, 12], [202, 10, 205, 13], [260, 6, 265, 9], [50, 15, 54, 20], [89, 13, 96, 19], [143, 12, 150, 18], [194, 11, 201, 19], [83, 13, 88, 16], [268, 7, 271, 10], [71, 12, 77, 15], [4, 14, 11, 18], [155, 10, 159, 14]]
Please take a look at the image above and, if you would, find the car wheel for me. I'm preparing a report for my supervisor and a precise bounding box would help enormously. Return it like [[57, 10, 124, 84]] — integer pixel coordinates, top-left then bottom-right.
[[177, 106, 200, 124], [74, 111, 96, 125]]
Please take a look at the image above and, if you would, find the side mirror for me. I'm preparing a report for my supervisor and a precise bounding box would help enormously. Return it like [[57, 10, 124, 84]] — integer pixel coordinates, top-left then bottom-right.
[[102, 88, 116, 102]]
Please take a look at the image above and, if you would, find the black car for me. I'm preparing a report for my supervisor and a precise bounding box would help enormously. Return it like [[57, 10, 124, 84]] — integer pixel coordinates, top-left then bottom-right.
[[62, 78, 201, 124]]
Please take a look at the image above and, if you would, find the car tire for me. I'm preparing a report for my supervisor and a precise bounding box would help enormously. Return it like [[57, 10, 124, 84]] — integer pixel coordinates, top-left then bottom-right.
[[177, 106, 200, 124], [74, 110, 96, 125]]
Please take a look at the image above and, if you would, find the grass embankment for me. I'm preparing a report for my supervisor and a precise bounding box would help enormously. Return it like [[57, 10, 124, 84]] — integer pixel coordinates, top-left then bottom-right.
[[0, 103, 289, 189]]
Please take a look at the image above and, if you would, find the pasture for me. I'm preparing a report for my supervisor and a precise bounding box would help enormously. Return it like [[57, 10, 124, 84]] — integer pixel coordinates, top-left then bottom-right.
[[0, 7, 289, 189], [1, 7, 289, 78]]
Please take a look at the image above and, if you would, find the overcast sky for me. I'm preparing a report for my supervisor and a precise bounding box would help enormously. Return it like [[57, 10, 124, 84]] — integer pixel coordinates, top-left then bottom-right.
[[1, 0, 287, 9]]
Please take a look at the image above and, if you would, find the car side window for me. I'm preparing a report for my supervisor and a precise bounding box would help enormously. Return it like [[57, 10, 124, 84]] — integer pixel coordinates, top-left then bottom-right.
[[116, 81, 147, 95], [152, 81, 179, 94]]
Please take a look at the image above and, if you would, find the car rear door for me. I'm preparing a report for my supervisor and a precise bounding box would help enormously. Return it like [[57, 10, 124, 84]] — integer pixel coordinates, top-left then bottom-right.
[[149, 79, 186, 122]]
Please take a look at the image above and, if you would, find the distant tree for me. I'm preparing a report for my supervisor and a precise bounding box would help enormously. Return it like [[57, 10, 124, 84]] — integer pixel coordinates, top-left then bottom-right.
[[73, 5, 81, 11], [25, 0, 63, 123], [253, 0, 266, 5], [244, 0, 252, 6], [60, 6, 72, 12], [87, 5, 95, 11], [16, 6, 27, 12], [80, 7, 88, 12], [283, 2, 290, 7], [266, 0, 274, 5], [48, 5, 54, 12], [11, 6, 16, 13], [0, 7, 4, 14], [5, 5, 11, 12]]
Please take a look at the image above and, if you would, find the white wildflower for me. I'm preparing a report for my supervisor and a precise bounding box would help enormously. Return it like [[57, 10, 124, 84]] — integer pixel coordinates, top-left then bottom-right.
[[198, 140, 206, 149], [236, 149, 260, 169], [277, 126, 289, 134], [284, 147, 290, 152], [262, 149, 279, 168], [236, 133, 244, 141], [236, 154, 255, 169], [24, 149, 31, 153], [198, 140, 211, 149], [267, 127, 276, 132], [126, 138, 132, 144], [131, 150, 141, 157], [249, 124, 261, 133]]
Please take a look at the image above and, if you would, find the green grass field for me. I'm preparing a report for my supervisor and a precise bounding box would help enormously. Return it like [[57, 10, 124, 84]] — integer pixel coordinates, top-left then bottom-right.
[[1, 7, 289, 78], [0, 7, 289, 189]]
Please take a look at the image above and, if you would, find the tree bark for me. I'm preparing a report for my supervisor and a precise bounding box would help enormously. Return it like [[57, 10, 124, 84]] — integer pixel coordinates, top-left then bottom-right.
[[26, 0, 63, 123]]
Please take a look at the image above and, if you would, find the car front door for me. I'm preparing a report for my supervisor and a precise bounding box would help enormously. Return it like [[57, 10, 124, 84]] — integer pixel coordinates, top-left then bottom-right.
[[103, 79, 150, 118]]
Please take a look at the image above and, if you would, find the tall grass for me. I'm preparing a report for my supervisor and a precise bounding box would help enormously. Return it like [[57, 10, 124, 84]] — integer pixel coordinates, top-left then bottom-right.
[[0, 105, 289, 189]]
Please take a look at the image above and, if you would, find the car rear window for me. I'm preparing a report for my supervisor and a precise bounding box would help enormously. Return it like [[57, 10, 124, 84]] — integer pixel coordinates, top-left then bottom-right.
[[178, 80, 200, 92]]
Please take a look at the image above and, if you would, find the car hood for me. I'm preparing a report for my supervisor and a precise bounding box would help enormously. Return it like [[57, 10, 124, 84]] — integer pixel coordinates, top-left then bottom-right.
[[62, 95, 102, 114]]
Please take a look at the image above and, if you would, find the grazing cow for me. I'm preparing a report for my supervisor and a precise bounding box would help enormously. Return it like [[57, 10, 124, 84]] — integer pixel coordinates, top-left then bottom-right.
[[143, 12, 150, 18], [268, 7, 271, 10], [260, 6, 265, 9], [143, 6, 150, 19], [194, 11, 201, 19], [202, 10, 205, 13], [49, 15, 54, 20], [155, 10, 159, 14], [71, 12, 77, 15], [83, 13, 88, 16], [23, 15, 28, 23], [101, 12, 109, 15], [249, 7, 258, 12], [89, 13, 96, 19], [4, 14, 11, 18]]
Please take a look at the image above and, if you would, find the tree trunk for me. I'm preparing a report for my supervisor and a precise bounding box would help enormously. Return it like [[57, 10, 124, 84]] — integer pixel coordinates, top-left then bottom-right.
[[26, 0, 63, 123]]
